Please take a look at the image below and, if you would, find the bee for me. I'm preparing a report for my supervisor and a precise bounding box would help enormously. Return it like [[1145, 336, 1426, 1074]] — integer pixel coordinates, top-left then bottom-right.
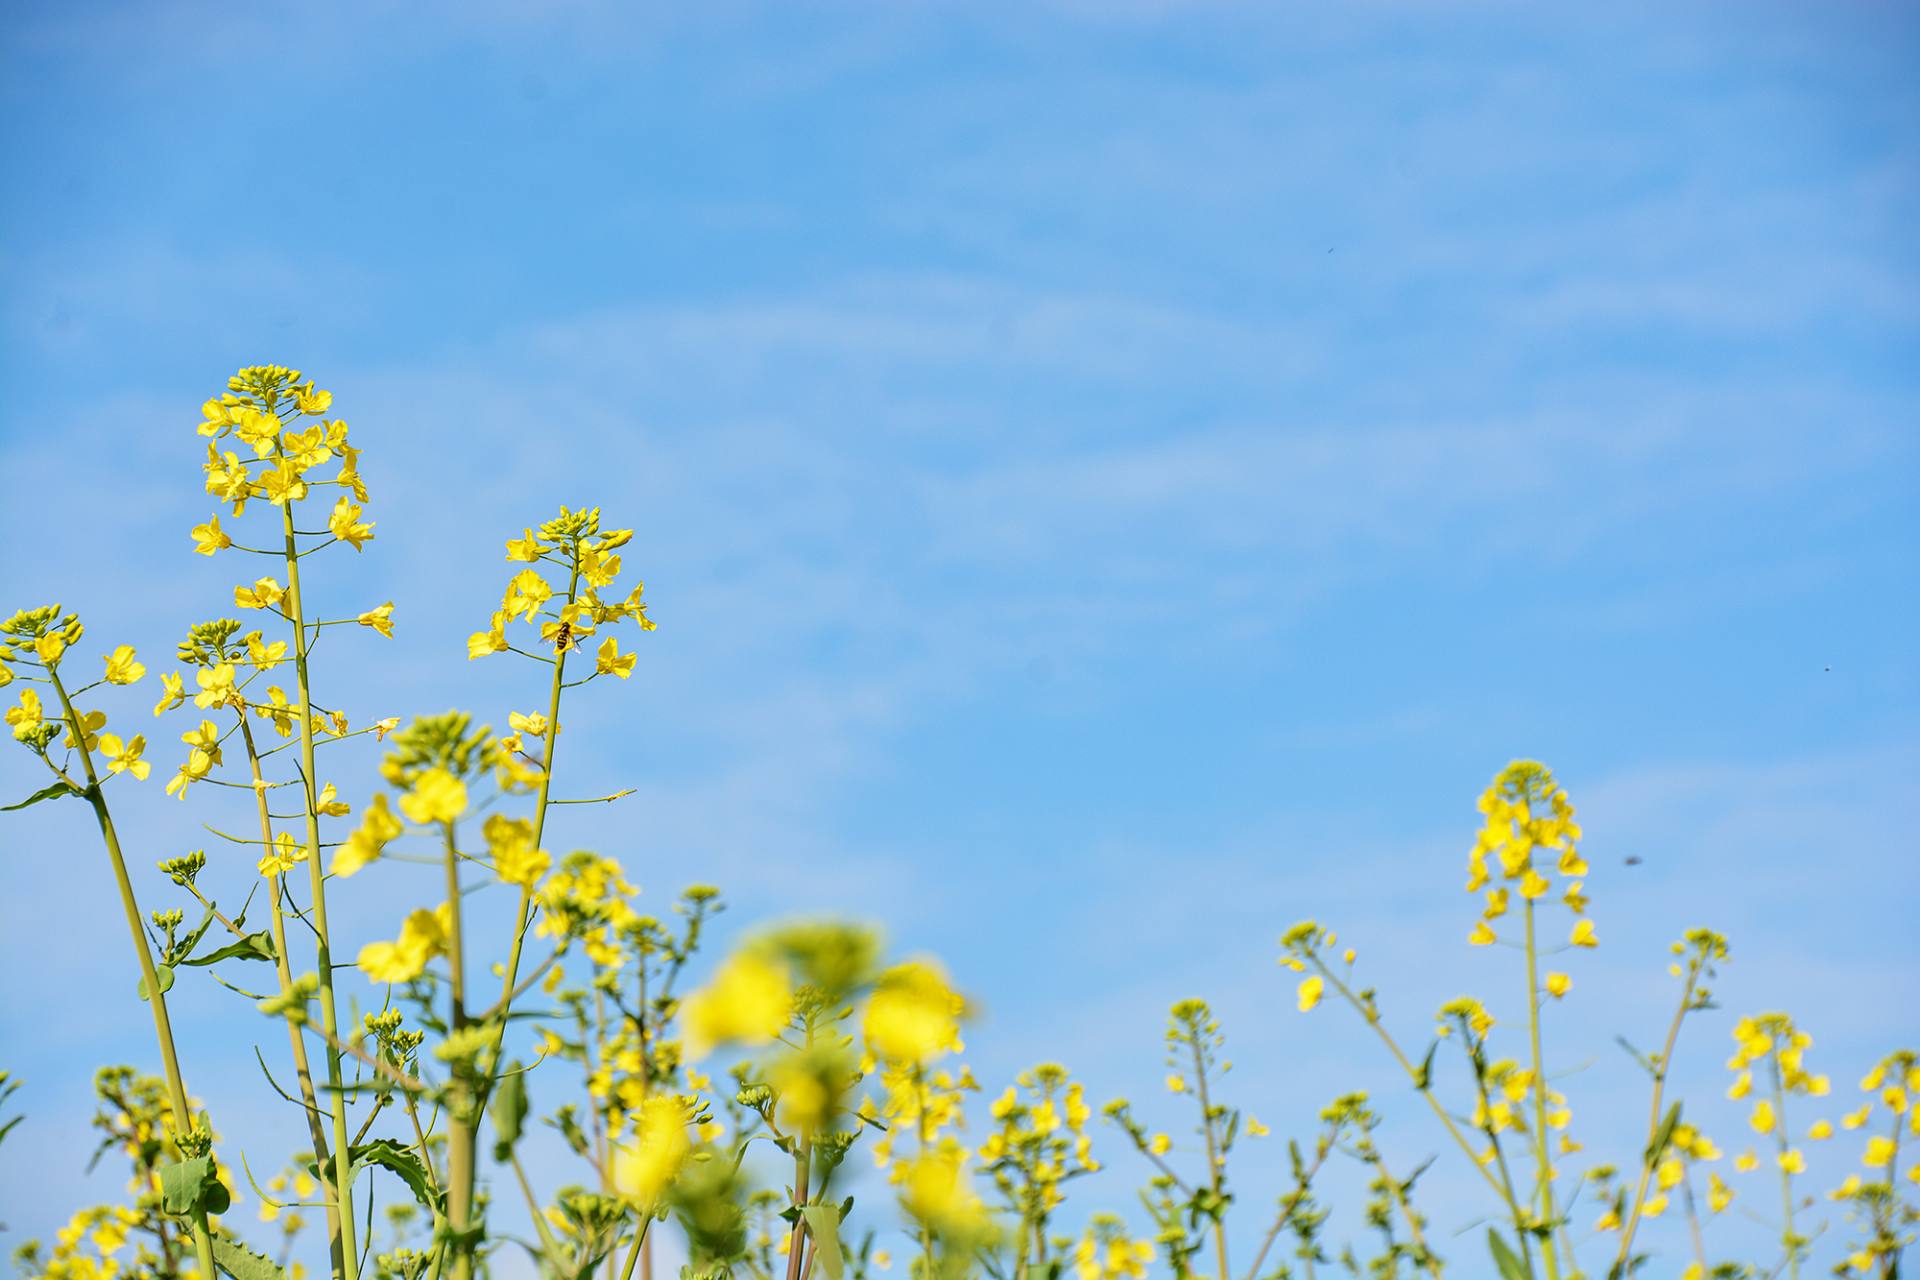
[[551, 620, 574, 653], [1624, 856, 1643, 867]]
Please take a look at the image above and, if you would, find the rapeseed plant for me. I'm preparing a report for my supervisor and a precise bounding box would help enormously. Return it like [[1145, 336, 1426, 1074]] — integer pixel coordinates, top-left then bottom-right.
[[5, 369, 1915, 1280]]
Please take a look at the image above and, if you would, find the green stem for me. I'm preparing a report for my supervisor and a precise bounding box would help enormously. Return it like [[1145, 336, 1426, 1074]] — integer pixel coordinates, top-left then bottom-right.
[[48, 668, 218, 1280], [441, 820, 476, 1280], [486, 563, 578, 1023], [281, 500, 362, 1280], [1313, 955, 1514, 1204], [1611, 957, 1699, 1273], [241, 714, 345, 1273], [1189, 1037, 1230, 1280], [1522, 901, 1562, 1280], [1770, 1056, 1798, 1280]]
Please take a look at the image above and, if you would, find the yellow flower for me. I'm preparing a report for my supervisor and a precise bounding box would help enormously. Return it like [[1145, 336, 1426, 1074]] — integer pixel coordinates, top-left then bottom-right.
[[508, 710, 550, 738], [35, 632, 66, 664], [99, 733, 150, 781], [398, 768, 466, 825], [484, 813, 551, 888], [103, 646, 146, 685], [1147, 1133, 1170, 1156], [865, 960, 966, 1065], [6, 688, 45, 741], [190, 516, 233, 556], [1296, 975, 1325, 1012], [1707, 1171, 1733, 1211], [502, 570, 553, 621], [1728, 1071, 1752, 1100], [328, 497, 375, 551], [1864, 1135, 1896, 1168], [1469, 920, 1497, 946], [1518, 868, 1550, 899], [357, 602, 394, 638], [1734, 1149, 1758, 1172], [235, 577, 286, 611], [681, 951, 792, 1059], [1842, 1103, 1871, 1129], [595, 635, 637, 679], [505, 529, 549, 562], [1568, 919, 1598, 948], [1545, 972, 1572, 999], [235, 408, 281, 456], [259, 463, 308, 506], [1166, 1075, 1187, 1094], [610, 1096, 693, 1208], [194, 663, 237, 709], [1808, 1119, 1832, 1140], [331, 794, 402, 877], [467, 613, 508, 659], [257, 832, 307, 878], [153, 671, 187, 716], [64, 708, 105, 752], [1777, 1148, 1805, 1175], [357, 906, 449, 983], [1750, 1100, 1775, 1134], [245, 634, 287, 670]]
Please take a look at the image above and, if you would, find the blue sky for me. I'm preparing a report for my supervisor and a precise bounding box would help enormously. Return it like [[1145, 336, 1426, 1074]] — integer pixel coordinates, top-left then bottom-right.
[[2, 1, 1917, 1272]]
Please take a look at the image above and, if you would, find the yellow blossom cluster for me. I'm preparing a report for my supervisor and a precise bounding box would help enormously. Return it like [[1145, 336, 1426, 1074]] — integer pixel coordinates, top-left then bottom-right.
[[1466, 760, 1592, 949], [467, 506, 655, 669]]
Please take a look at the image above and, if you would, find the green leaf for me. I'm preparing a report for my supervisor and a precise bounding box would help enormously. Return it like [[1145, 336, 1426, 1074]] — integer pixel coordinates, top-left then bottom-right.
[[1487, 1229, 1532, 1280], [491, 1062, 529, 1164], [138, 964, 176, 1001], [2, 781, 80, 811], [167, 906, 219, 967], [212, 1235, 289, 1280], [348, 1139, 442, 1214], [1646, 1101, 1682, 1166], [800, 1204, 845, 1280], [183, 931, 277, 967], [1413, 1041, 1438, 1092], [160, 1156, 231, 1217]]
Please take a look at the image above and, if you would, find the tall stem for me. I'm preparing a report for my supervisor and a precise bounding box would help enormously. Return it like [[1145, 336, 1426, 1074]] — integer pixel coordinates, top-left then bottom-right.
[[1522, 901, 1562, 1280], [240, 714, 344, 1272], [281, 500, 361, 1280], [441, 820, 476, 1280], [1770, 1056, 1799, 1280], [487, 562, 579, 1027], [1190, 1038, 1229, 1280], [1313, 957, 1513, 1203], [1611, 958, 1699, 1272], [49, 670, 218, 1280]]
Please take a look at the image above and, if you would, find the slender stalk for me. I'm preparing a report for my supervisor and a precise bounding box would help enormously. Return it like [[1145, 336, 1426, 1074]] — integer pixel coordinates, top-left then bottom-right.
[[1365, 1144, 1443, 1280], [1189, 1036, 1230, 1280], [468, 558, 584, 1254], [1521, 900, 1562, 1280], [440, 819, 476, 1280], [280, 500, 362, 1280], [1769, 1056, 1799, 1280], [1240, 1139, 1329, 1280], [240, 713, 345, 1271], [1680, 1162, 1709, 1277], [1312, 956, 1512, 1203], [482, 560, 580, 1050], [1611, 956, 1701, 1272], [48, 669, 218, 1280]]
